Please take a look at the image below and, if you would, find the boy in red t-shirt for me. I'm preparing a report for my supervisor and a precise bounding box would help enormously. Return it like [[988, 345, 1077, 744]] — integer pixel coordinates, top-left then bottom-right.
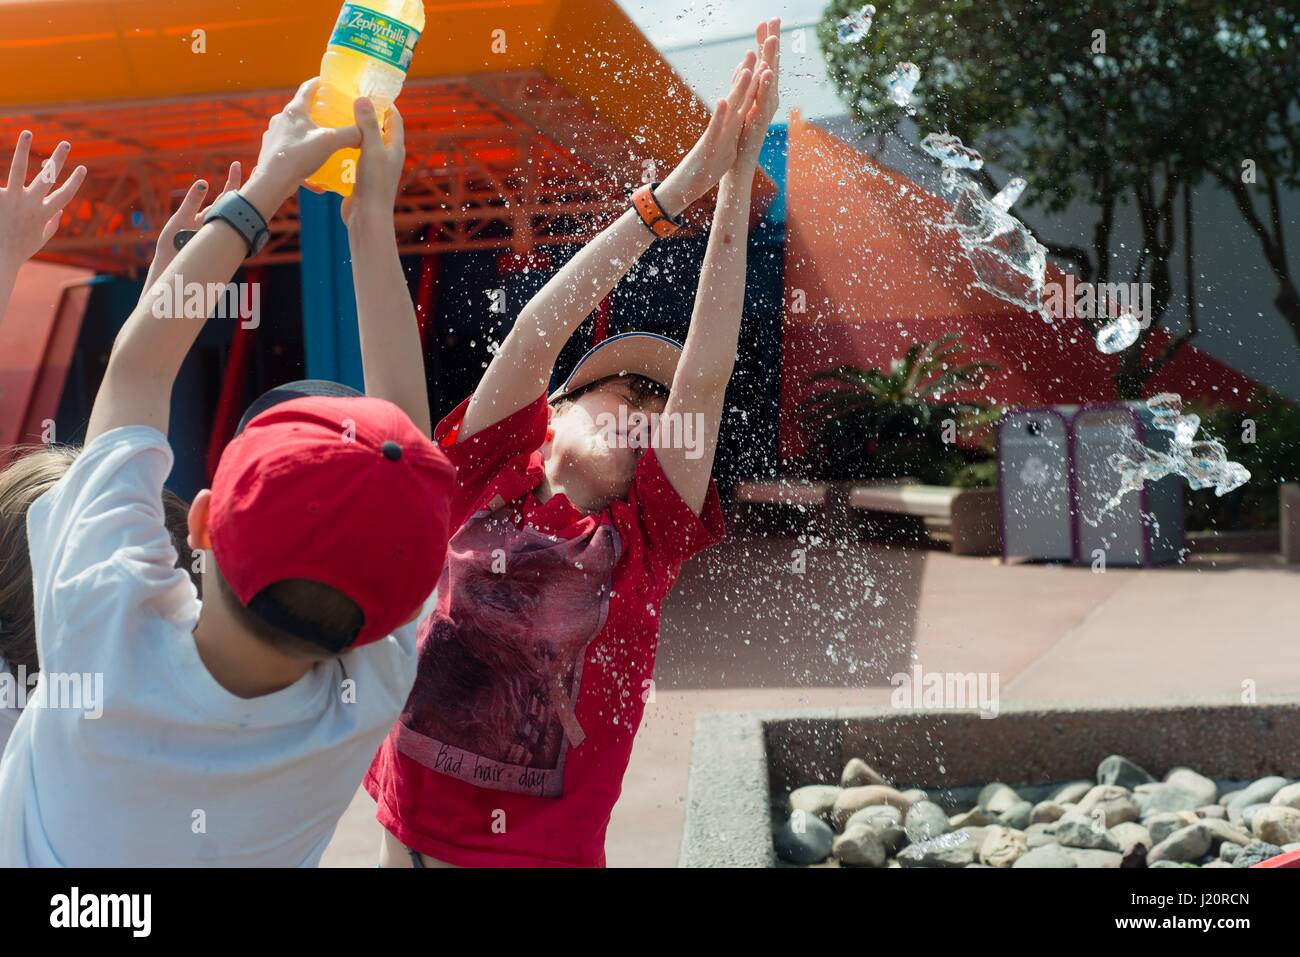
[[366, 19, 782, 867]]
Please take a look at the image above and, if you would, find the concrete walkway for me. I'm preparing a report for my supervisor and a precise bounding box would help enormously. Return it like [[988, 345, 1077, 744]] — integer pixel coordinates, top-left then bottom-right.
[[322, 534, 1300, 867]]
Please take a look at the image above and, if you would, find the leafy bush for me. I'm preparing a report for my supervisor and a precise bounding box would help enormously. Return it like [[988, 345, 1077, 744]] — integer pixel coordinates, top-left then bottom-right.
[[794, 334, 998, 484], [1184, 390, 1300, 531], [947, 458, 999, 489]]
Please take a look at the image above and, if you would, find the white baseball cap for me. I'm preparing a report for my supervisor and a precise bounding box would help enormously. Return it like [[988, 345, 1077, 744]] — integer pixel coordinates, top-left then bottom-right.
[[549, 331, 683, 402]]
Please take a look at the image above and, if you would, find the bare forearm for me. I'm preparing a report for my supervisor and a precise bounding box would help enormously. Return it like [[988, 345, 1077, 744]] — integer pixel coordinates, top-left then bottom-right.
[[658, 172, 753, 514], [86, 177, 280, 443], [513, 173, 693, 353], [676, 172, 752, 395], [349, 217, 431, 436], [461, 173, 693, 439]]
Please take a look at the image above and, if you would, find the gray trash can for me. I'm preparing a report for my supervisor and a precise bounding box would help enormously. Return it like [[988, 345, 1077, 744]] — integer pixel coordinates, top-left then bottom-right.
[[998, 407, 1076, 562], [1071, 404, 1184, 567]]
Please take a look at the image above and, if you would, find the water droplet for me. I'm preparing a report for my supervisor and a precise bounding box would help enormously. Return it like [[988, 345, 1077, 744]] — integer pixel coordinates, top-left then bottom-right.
[[921, 132, 984, 170], [836, 5, 876, 44], [886, 62, 921, 110], [1094, 313, 1140, 353], [991, 177, 1026, 211]]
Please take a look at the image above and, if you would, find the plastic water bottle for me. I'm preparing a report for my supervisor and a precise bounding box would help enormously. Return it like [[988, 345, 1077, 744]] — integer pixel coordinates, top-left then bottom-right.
[[307, 1, 425, 196]]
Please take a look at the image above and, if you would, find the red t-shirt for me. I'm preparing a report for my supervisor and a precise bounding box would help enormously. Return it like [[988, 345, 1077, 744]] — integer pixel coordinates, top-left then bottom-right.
[[364, 393, 725, 866]]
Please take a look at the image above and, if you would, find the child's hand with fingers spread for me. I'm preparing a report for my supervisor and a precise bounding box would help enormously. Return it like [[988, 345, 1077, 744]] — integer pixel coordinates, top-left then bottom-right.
[[0, 131, 87, 270], [341, 97, 405, 232], [143, 162, 243, 291], [242, 78, 362, 219], [729, 19, 782, 177]]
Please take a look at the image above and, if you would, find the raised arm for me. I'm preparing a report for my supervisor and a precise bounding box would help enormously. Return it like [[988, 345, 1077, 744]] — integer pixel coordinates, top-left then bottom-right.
[[140, 161, 243, 298], [457, 48, 764, 442], [658, 19, 781, 514], [85, 79, 360, 444], [342, 98, 431, 437], [0, 133, 86, 321]]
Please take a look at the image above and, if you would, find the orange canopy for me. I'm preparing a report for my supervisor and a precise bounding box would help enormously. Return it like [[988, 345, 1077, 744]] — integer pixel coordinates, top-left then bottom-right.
[[0, 0, 772, 272]]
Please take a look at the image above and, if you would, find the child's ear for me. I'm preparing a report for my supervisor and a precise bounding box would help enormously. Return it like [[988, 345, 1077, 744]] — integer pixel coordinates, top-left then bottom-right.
[[187, 489, 213, 551], [545, 404, 556, 444]]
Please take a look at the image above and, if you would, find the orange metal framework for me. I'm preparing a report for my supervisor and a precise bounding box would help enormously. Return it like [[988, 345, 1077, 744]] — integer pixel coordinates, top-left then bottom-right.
[[0, 72, 677, 274], [0, 0, 774, 275]]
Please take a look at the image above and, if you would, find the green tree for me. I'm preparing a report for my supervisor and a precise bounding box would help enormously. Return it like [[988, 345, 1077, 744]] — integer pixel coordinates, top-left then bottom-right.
[[819, 0, 1299, 399], [1199, 5, 1300, 358]]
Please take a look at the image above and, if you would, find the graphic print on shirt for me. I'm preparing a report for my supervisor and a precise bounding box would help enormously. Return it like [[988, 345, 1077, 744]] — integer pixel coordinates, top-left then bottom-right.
[[396, 509, 618, 797]]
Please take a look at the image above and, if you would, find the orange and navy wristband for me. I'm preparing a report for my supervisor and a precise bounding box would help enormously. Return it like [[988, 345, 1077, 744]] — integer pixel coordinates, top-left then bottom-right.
[[632, 182, 683, 238]]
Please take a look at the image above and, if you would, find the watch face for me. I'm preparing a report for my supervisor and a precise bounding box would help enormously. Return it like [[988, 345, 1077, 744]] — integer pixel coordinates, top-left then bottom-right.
[[251, 229, 270, 255]]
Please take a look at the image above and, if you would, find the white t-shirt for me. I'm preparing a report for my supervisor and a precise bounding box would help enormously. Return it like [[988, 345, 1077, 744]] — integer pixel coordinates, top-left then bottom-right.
[[0, 426, 429, 866]]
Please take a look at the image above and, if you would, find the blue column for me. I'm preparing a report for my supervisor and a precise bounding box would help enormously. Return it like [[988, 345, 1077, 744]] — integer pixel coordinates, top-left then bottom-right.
[[298, 188, 364, 389], [756, 123, 788, 246]]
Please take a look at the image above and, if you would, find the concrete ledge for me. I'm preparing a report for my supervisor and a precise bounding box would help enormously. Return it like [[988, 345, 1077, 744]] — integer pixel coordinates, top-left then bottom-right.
[[733, 479, 830, 507], [680, 698, 1300, 867], [679, 711, 776, 868]]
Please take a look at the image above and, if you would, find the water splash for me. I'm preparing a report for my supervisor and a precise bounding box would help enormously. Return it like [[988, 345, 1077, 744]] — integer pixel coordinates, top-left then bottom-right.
[[938, 174, 1048, 318], [912, 829, 971, 852], [837, 5, 876, 44], [1094, 312, 1141, 354], [1106, 394, 1251, 509], [921, 131, 984, 170], [887, 62, 920, 113], [990, 177, 1026, 211]]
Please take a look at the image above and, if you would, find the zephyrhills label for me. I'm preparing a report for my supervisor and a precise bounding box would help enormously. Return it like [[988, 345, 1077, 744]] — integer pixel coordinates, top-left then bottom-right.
[[330, 3, 420, 72]]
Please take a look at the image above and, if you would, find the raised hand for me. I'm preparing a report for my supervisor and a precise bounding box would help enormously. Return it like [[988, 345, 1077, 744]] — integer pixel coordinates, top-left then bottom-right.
[[656, 48, 761, 214], [143, 162, 242, 291], [341, 96, 405, 230], [243, 78, 363, 218], [0, 132, 87, 269], [731, 19, 781, 174]]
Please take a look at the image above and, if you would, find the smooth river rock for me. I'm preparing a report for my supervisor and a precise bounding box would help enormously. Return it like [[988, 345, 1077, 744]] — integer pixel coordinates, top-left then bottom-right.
[[979, 825, 1028, 868], [1251, 806, 1300, 846], [1147, 823, 1211, 864], [831, 785, 915, 829], [832, 823, 887, 867], [1013, 844, 1078, 868], [897, 829, 982, 868], [774, 815, 833, 865], [788, 785, 842, 819], [840, 758, 889, 789], [1097, 755, 1156, 790], [904, 800, 951, 843]]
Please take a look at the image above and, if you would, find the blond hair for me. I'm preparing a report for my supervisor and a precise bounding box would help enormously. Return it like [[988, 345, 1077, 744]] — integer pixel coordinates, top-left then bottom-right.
[[0, 445, 197, 677]]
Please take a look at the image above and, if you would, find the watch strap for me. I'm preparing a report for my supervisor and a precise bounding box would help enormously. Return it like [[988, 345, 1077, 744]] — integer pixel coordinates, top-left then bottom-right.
[[172, 191, 269, 257], [631, 182, 682, 239], [206, 191, 269, 256]]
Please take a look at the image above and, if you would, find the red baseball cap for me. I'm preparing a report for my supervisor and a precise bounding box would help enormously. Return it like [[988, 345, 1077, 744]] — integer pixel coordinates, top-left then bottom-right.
[[209, 392, 454, 650]]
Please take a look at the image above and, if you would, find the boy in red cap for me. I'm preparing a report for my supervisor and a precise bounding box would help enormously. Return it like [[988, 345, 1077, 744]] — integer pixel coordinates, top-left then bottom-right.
[[0, 81, 453, 866], [367, 20, 782, 867]]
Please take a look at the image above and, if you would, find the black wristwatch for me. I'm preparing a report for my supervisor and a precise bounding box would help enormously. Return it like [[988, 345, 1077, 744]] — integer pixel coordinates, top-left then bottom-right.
[[173, 191, 270, 258]]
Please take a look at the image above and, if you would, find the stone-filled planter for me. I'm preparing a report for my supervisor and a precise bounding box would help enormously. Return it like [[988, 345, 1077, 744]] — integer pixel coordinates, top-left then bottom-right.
[[679, 701, 1300, 867]]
